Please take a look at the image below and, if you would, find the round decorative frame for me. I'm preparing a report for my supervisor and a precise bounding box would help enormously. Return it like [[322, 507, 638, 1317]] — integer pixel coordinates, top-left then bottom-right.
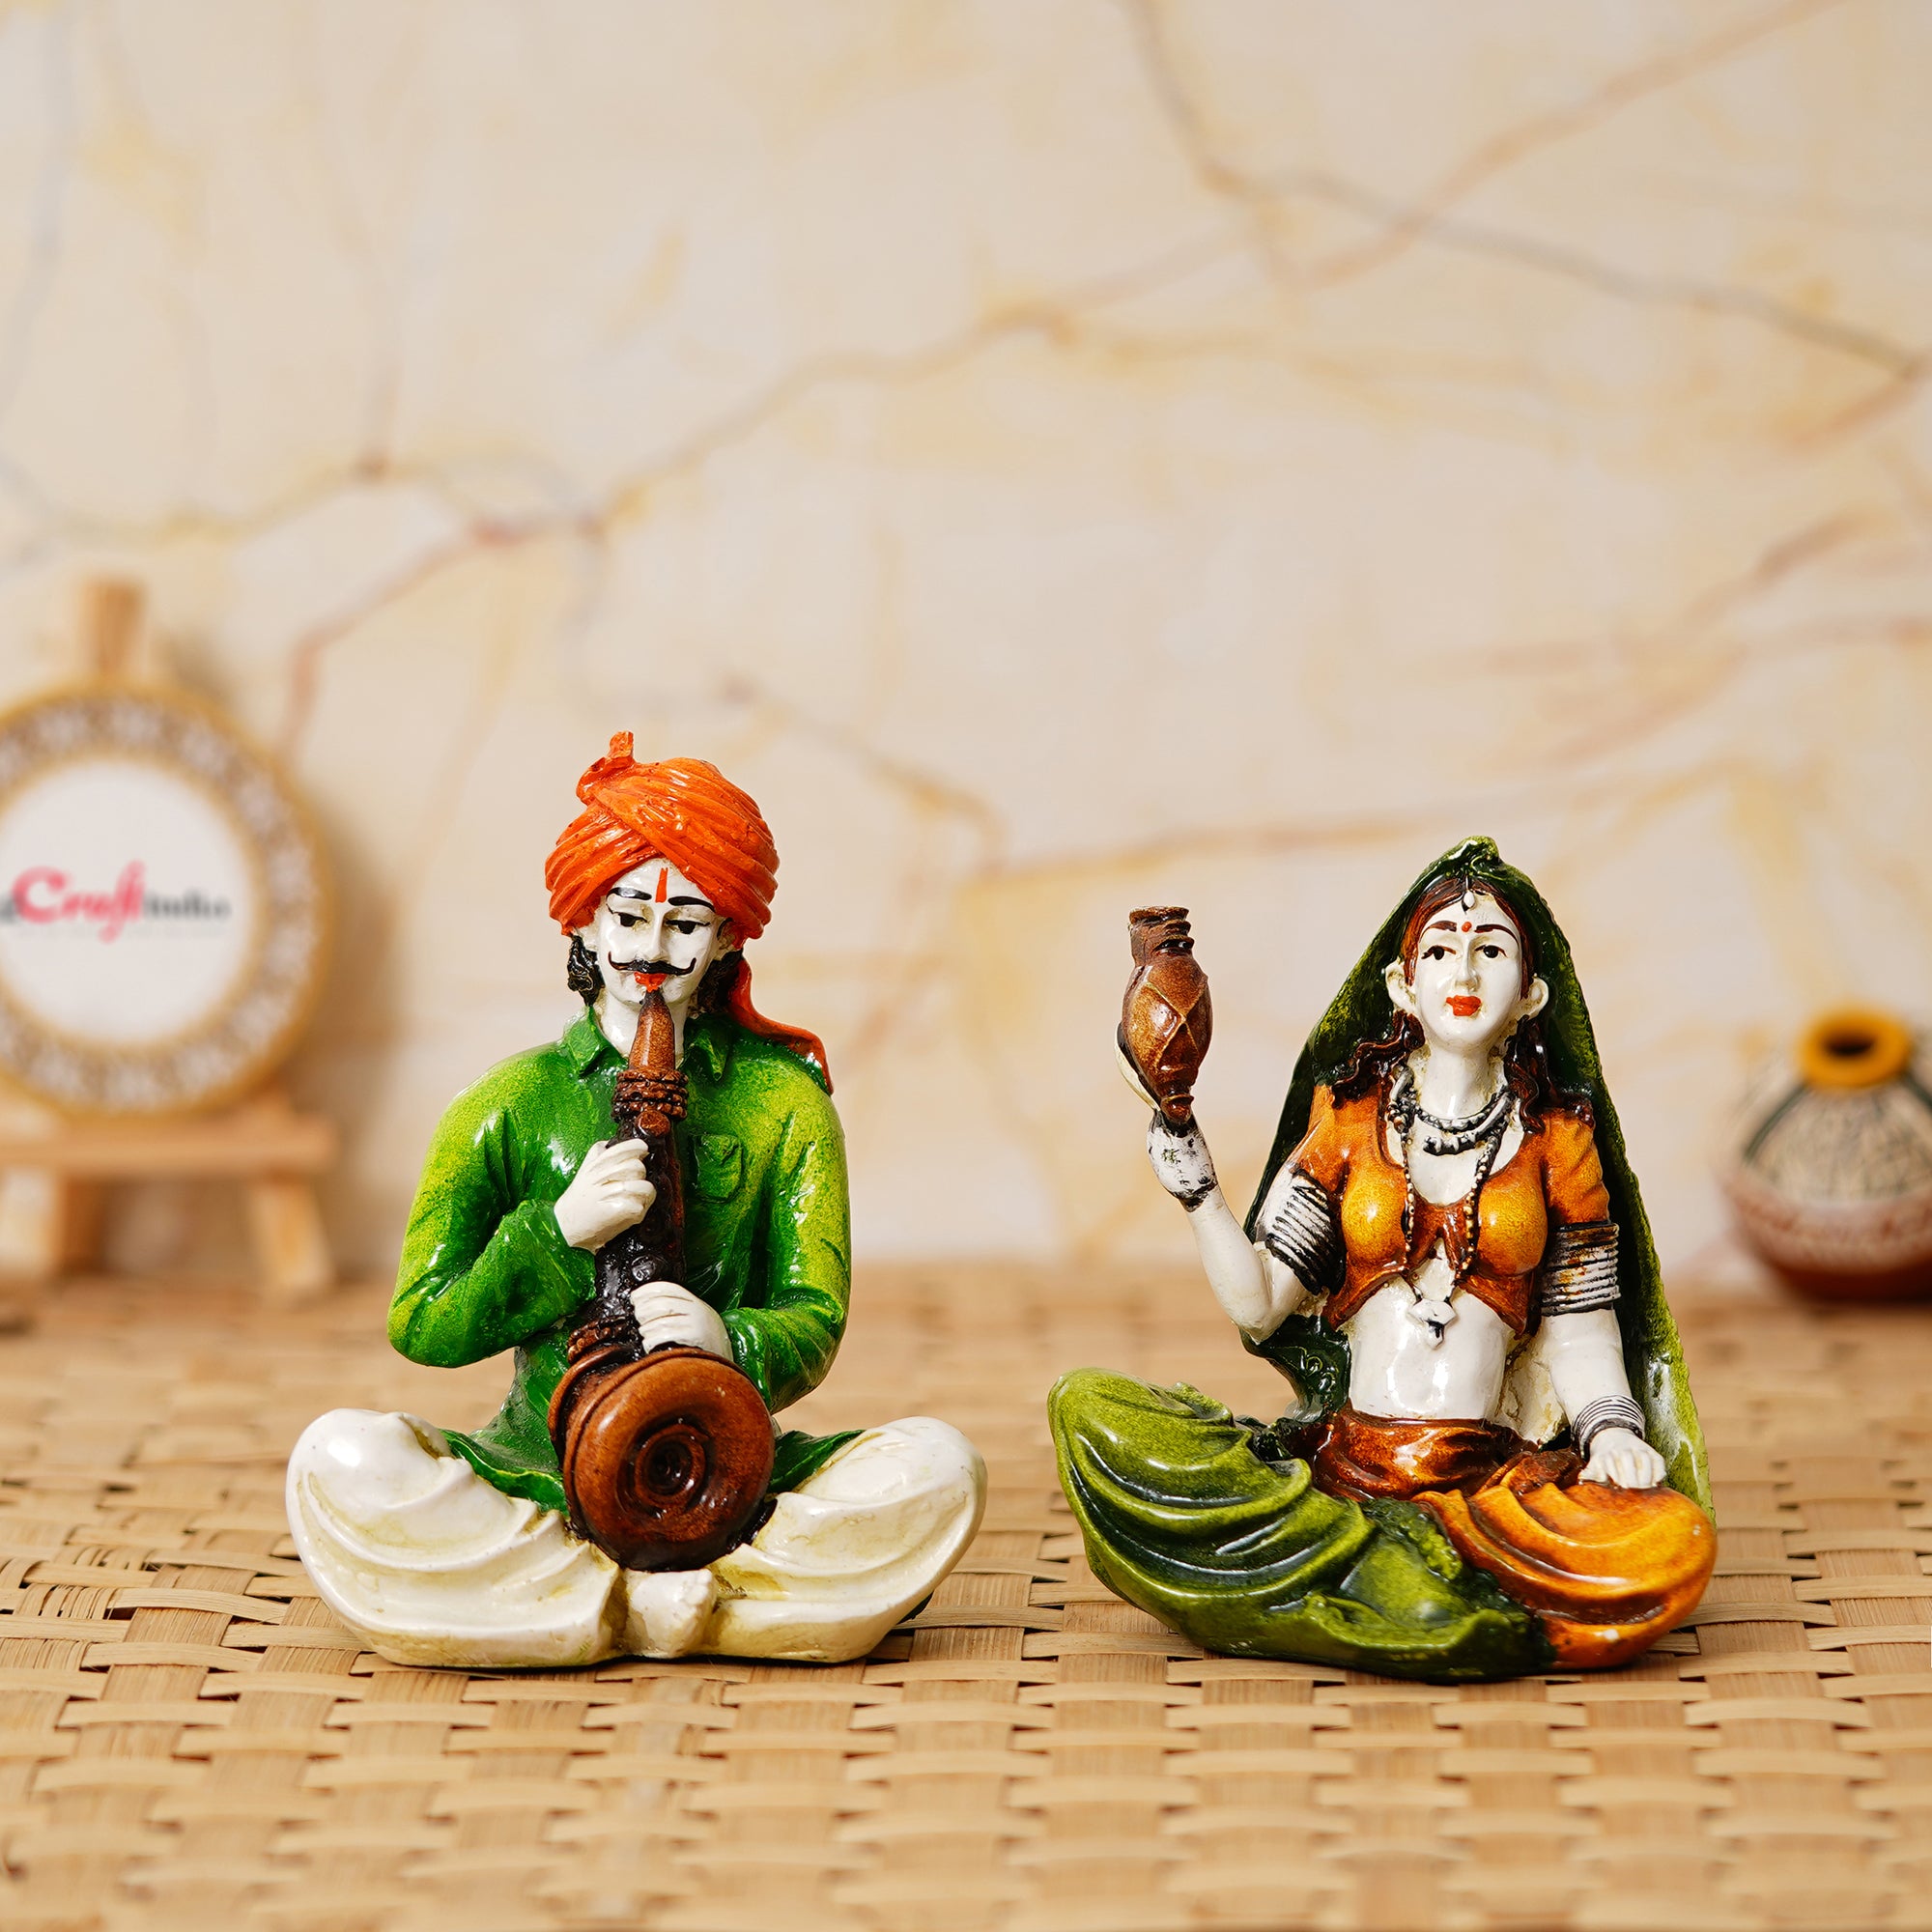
[[0, 686, 328, 1114]]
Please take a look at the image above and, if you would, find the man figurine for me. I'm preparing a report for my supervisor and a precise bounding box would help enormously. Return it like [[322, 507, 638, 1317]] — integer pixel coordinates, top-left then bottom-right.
[[287, 736, 985, 1667]]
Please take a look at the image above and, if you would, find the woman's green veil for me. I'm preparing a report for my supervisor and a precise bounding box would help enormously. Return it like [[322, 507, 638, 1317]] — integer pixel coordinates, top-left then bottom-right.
[[1242, 837, 1711, 1515]]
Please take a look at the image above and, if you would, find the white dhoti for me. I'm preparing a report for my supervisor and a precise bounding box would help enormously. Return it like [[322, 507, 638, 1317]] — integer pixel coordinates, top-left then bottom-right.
[[286, 1408, 985, 1669]]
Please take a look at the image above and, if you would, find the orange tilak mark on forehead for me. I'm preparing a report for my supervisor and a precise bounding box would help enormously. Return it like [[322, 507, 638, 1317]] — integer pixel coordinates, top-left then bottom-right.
[[1462, 922, 1472, 931], [654, 867, 668, 904]]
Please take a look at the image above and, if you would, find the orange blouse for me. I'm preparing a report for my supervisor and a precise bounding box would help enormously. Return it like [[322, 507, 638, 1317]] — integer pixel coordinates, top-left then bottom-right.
[[1286, 1083, 1610, 1333]]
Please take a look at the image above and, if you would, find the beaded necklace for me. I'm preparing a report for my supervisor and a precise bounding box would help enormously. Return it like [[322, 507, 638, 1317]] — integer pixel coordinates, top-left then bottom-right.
[[1388, 1061, 1514, 1342], [1387, 1061, 1514, 1156]]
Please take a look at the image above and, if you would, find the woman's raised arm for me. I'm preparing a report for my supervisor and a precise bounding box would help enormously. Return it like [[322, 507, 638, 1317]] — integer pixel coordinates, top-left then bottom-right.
[[1146, 1117, 1313, 1341]]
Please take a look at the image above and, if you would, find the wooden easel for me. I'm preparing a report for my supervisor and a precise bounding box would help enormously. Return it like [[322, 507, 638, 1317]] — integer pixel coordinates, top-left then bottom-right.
[[0, 581, 338, 1305]]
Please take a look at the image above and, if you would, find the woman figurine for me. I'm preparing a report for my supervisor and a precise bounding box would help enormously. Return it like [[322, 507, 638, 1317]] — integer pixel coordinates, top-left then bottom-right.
[[287, 738, 984, 1668], [1051, 839, 1715, 1680]]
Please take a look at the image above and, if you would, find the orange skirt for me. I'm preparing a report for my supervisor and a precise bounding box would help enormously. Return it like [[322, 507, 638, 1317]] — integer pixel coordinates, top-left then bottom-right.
[[1310, 1406, 1715, 1669]]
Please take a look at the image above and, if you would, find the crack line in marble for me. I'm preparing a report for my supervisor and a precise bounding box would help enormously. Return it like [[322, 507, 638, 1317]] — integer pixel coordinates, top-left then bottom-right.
[[1123, 0, 1861, 289], [271, 224, 1249, 753]]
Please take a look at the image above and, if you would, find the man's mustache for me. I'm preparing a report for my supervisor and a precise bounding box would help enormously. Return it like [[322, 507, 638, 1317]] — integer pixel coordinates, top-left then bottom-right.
[[606, 954, 695, 980]]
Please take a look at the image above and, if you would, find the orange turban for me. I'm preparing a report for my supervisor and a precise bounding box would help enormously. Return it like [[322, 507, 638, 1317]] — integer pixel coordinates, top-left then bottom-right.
[[548, 736, 779, 939], [546, 734, 829, 1087]]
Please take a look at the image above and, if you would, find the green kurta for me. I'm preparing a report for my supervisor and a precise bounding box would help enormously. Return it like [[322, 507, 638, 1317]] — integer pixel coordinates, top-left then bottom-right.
[[389, 1005, 858, 1518]]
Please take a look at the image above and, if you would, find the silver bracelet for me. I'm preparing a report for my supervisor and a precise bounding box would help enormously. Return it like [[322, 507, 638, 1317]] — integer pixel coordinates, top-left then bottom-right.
[[1262, 1170, 1343, 1291], [1542, 1218, 1620, 1314], [1572, 1395, 1645, 1458]]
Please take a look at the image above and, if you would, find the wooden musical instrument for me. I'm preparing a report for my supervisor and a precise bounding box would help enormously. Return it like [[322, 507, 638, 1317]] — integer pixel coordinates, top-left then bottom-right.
[[548, 978, 774, 1570]]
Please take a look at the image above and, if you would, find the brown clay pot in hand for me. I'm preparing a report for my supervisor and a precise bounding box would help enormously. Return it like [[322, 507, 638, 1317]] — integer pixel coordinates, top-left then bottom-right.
[[1121, 906, 1212, 1126]]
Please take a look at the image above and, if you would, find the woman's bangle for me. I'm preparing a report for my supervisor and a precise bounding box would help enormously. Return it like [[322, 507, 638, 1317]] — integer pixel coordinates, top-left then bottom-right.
[[1572, 1395, 1645, 1459]]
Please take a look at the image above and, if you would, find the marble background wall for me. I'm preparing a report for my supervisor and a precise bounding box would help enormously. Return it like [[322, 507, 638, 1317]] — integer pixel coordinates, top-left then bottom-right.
[[0, 0, 1926, 1282]]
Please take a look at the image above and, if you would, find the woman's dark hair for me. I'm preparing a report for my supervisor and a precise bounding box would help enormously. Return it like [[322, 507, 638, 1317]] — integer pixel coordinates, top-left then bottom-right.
[[1328, 871, 1588, 1130]]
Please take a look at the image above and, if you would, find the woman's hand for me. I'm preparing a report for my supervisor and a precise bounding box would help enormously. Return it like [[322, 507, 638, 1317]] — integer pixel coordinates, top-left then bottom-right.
[[1581, 1427, 1666, 1489], [1147, 1116, 1219, 1210], [630, 1282, 730, 1358], [554, 1139, 656, 1251], [1542, 1312, 1666, 1489]]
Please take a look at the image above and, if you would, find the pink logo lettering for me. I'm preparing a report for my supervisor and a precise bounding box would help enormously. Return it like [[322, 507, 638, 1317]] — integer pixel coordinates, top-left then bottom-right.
[[13, 867, 67, 923], [10, 862, 149, 940], [99, 862, 144, 943]]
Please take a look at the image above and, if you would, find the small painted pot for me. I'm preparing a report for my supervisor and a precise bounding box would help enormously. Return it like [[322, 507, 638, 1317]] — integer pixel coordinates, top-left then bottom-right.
[[1722, 1009, 1932, 1302]]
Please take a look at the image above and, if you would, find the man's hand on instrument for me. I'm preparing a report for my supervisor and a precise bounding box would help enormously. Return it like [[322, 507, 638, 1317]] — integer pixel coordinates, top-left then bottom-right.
[[630, 1282, 730, 1359], [554, 1139, 656, 1251]]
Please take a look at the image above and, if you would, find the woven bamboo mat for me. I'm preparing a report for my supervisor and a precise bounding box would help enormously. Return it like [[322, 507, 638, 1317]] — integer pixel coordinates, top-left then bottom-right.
[[0, 1265, 1927, 1932]]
